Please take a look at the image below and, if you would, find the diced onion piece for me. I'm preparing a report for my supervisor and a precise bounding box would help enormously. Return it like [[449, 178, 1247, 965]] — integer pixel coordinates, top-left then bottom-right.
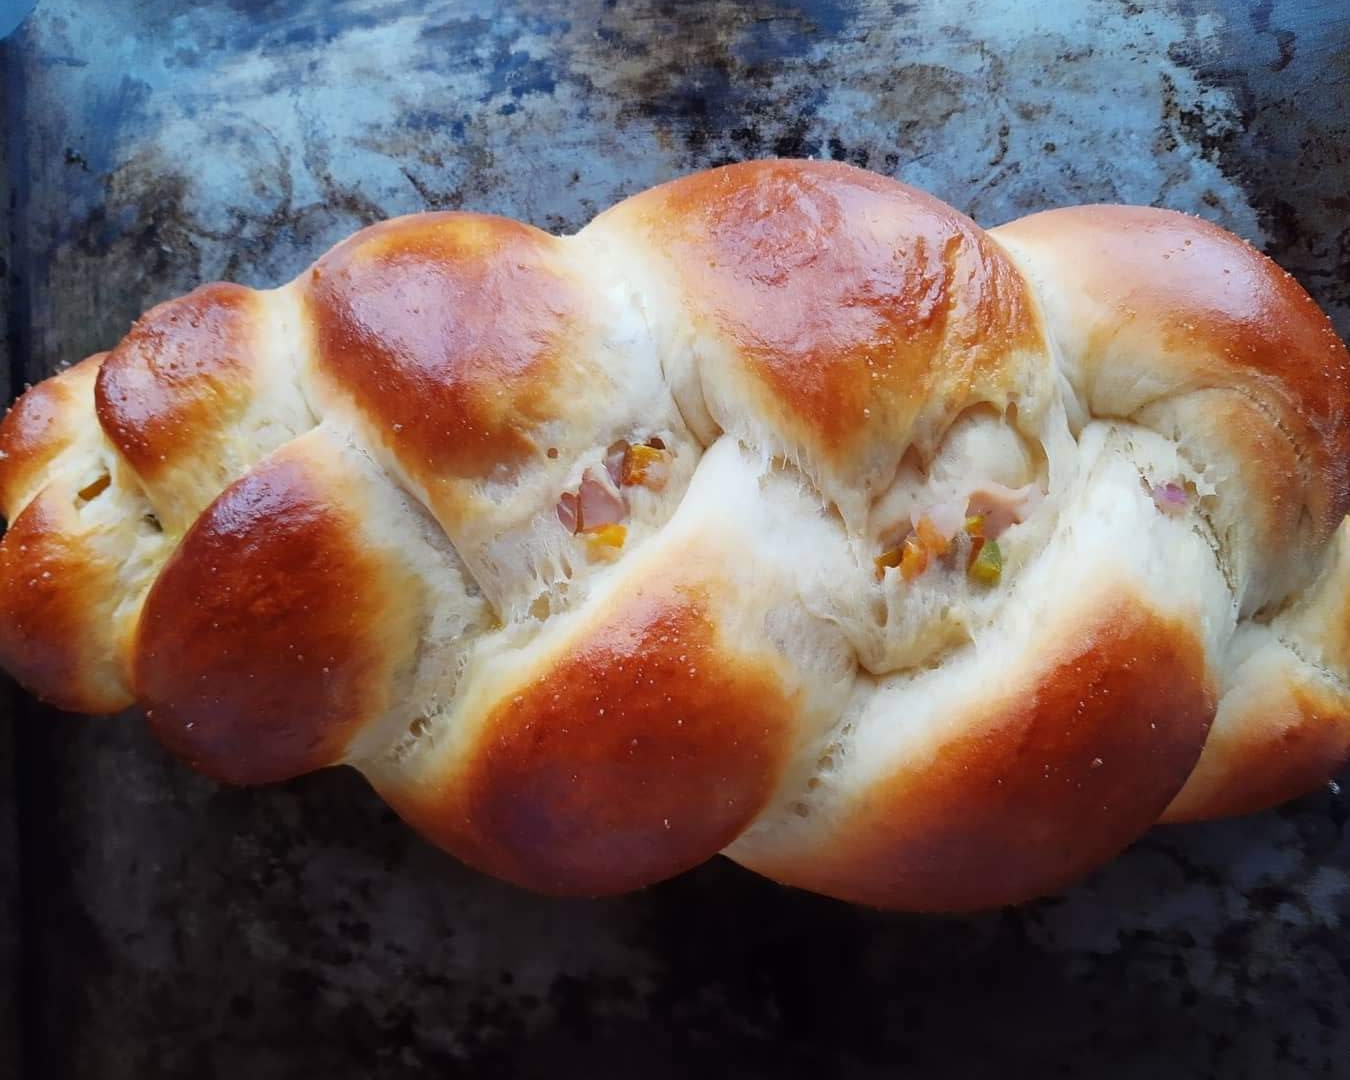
[[621, 443, 672, 490], [1152, 481, 1189, 516], [916, 496, 967, 543], [577, 470, 627, 532], [556, 491, 579, 533], [603, 442, 629, 486], [968, 539, 1003, 585], [899, 535, 929, 581], [878, 482, 1039, 585]]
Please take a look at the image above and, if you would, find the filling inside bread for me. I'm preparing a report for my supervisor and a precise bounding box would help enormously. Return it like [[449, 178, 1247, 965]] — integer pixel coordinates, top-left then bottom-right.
[[553, 436, 675, 559]]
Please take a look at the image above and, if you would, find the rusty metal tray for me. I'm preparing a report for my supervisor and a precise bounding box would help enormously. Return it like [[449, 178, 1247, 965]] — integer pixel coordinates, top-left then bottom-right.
[[3, 1, 1349, 1076]]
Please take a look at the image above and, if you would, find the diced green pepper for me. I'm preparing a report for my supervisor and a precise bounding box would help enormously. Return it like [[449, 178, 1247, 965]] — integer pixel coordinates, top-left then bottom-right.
[[968, 539, 1002, 585]]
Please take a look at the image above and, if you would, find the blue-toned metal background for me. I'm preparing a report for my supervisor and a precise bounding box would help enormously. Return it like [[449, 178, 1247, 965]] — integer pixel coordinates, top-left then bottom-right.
[[2, 1, 1349, 1077]]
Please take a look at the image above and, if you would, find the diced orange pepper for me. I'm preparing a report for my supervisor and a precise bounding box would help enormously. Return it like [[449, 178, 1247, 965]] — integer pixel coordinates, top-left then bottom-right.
[[621, 444, 671, 489], [899, 535, 929, 581], [583, 523, 627, 558], [584, 523, 626, 546], [964, 514, 985, 538], [874, 545, 904, 577], [915, 515, 951, 557]]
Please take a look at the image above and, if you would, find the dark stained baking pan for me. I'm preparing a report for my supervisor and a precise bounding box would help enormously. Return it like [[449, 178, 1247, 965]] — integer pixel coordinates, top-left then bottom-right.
[[3, 1, 1349, 1076]]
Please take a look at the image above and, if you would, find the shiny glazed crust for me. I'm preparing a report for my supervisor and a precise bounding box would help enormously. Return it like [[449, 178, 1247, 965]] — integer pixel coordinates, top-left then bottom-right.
[[2, 159, 1348, 910]]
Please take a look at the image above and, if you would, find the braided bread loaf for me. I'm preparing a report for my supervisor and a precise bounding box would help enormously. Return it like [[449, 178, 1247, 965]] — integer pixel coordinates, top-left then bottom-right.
[[3, 160, 1349, 910]]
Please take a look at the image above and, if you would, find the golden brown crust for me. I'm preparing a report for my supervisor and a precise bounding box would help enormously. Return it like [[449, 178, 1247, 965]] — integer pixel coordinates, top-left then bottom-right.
[[134, 436, 423, 784], [739, 601, 1215, 911], [1154, 526, 1350, 810], [303, 213, 583, 487], [1163, 654, 1350, 822], [95, 283, 266, 486], [0, 354, 104, 520], [377, 580, 794, 896], [599, 159, 1046, 463], [0, 482, 137, 713], [993, 205, 1350, 545]]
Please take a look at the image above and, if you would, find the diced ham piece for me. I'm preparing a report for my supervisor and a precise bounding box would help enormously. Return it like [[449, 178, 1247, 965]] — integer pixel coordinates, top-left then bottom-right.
[[576, 469, 626, 532], [560, 439, 676, 541], [559, 440, 662, 537], [603, 442, 628, 487], [966, 482, 1041, 538], [556, 490, 579, 533]]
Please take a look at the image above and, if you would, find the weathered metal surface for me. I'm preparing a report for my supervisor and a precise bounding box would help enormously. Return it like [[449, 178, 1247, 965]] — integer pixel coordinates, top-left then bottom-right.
[[3, 0, 1349, 1076], [0, 60, 20, 1076]]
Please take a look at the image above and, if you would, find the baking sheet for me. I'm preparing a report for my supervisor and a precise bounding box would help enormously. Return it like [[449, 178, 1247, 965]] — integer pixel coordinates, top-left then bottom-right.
[[3, 1, 1349, 1076]]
